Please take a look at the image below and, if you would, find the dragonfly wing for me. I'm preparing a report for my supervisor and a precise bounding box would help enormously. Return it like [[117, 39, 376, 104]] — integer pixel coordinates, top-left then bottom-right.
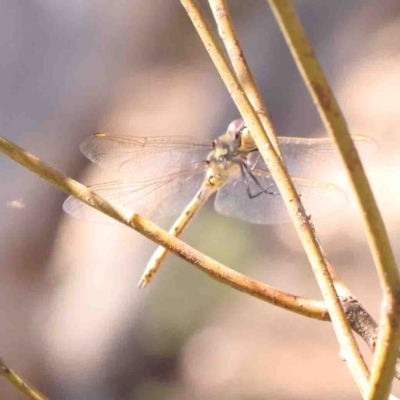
[[80, 134, 213, 178], [214, 170, 347, 225], [248, 135, 377, 178], [63, 162, 208, 223]]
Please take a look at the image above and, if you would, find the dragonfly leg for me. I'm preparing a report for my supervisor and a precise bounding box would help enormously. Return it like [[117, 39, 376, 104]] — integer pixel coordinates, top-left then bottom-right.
[[265, 185, 279, 196], [240, 163, 253, 198], [240, 163, 274, 199], [263, 182, 301, 198], [249, 153, 262, 171]]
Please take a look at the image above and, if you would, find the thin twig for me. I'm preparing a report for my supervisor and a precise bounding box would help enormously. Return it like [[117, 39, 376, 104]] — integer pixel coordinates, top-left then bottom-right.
[[208, 0, 283, 159], [0, 135, 328, 320], [183, 0, 369, 395], [266, 1, 400, 398], [1, 136, 398, 381], [0, 358, 48, 400]]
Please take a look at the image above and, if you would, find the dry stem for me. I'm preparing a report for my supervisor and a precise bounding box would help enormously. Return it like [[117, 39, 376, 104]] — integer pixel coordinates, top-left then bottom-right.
[[0, 135, 328, 320], [208, 0, 283, 159], [0, 358, 48, 400], [2, 134, 399, 394], [182, 0, 369, 394], [267, 1, 400, 398]]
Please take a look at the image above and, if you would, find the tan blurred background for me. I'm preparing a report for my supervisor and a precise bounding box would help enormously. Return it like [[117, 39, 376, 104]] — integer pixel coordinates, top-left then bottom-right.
[[1, 1, 400, 399]]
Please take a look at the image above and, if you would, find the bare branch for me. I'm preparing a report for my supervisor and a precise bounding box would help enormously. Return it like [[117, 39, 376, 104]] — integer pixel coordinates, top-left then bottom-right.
[[2, 136, 400, 394], [0, 358, 48, 400], [182, 0, 369, 394], [0, 134, 328, 320], [266, 1, 400, 398], [208, 0, 283, 159]]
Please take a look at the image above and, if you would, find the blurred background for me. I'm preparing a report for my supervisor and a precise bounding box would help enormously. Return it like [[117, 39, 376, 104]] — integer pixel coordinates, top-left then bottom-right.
[[1, 0, 400, 399]]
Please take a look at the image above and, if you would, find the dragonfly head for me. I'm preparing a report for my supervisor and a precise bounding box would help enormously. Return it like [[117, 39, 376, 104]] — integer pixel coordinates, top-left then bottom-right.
[[212, 119, 244, 158], [226, 119, 244, 145], [223, 118, 257, 153]]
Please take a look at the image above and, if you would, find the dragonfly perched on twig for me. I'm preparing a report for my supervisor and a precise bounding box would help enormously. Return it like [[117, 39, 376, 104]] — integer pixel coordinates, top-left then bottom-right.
[[63, 119, 376, 286]]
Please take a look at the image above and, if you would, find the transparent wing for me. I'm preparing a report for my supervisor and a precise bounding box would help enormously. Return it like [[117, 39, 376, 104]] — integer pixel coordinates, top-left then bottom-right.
[[247, 135, 377, 178], [63, 162, 207, 223], [80, 133, 213, 178], [214, 170, 347, 225]]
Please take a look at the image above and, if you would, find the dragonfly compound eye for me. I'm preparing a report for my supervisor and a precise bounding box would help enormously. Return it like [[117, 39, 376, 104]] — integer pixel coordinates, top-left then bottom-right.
[[227, 119, 244, 136]]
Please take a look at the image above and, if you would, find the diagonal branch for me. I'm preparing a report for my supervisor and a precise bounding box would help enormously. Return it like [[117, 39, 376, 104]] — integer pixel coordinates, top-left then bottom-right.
[[0, 357, 48, 400], [2, 135, 400, 389], [0, 134, 327, 320], [182, 0, 369, 395], [266, 1, 400, 398], [207, 0, 283, 159]]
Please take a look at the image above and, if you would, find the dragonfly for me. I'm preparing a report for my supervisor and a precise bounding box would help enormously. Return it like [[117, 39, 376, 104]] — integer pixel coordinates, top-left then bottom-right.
[[63, 119, 376, 287]]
